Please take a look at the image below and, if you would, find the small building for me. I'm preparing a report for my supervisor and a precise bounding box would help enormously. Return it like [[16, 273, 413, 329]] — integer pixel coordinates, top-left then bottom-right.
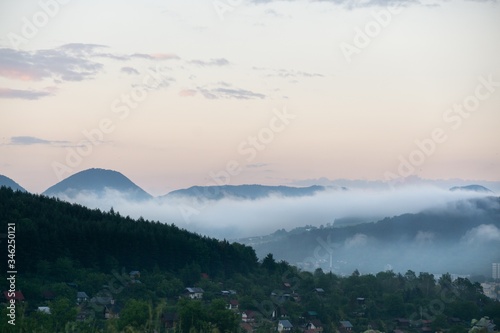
[[104, 302, 122, 319], [184, 287, 204, 299], [37, 306, 51, 314], [228, 299, 239, 310], [278, 320, 293, 332], [314, 288, 325, 294], [340, 321, 354, 332], [77, 291, 89, 304], [3, 291, 25, 303], [242, 310, 256, 323]]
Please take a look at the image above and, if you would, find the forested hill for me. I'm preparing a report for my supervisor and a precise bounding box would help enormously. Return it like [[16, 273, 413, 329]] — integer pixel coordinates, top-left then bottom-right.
[[0, 186, 258, 278]]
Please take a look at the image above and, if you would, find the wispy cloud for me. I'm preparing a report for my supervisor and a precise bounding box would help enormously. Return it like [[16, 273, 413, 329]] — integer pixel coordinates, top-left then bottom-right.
[[0, 44, 180, 85], [198, 86, 265, 100], [246, 163, 271, 168], [253, 66, 324, 79], [8, 136, 69, 146], [131, 53, 180, 60], [0, 88, 52, 100], [121, 67, 140, 75], [0, 46, 103, 82], [189, 58, 230, 67], [178, 88, 198, 97]]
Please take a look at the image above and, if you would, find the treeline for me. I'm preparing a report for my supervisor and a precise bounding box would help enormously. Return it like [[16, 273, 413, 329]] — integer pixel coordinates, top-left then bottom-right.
[[0, 186, 258, 278]]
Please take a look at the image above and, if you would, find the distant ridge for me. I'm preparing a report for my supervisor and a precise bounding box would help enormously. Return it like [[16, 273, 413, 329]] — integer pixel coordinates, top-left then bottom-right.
[[0, 175, 27, 192], [43, 168, 152, 201], [163, 184, 338, 200], [449, 184, 494, 193]]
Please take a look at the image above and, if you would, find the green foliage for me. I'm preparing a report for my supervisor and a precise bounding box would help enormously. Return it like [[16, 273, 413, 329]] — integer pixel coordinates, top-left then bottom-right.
[[119, 299, 150, 330]]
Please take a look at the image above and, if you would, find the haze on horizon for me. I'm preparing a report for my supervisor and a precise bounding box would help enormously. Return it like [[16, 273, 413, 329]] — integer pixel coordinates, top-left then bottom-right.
[[1, 0, 500, 196]]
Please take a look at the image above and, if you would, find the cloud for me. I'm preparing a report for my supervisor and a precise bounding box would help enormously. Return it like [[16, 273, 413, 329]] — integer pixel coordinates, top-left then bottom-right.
[[0, 88, 52, 100], [0, 46, 103, 82], [462, 224, 500, 244], [415, 231, 435, 244], [246, 163, 271, 168], [179, 89, 197, 97], [253, 67, 324, 79], [197, 85, 265, 100], [8, 136, 69, 146], [132, 53, 180, 60], [46, 185, 495, 240], [345, 234, 368, 249], [189, 58, 230, 67], [121, 67, 140, 75], [0, 44, 180, 85]]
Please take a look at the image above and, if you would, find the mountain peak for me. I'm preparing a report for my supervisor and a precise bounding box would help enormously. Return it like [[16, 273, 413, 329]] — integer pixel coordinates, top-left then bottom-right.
[[449, 184, 494, 194], [0, 175, 27, 192], [43, 168, 152, 200]]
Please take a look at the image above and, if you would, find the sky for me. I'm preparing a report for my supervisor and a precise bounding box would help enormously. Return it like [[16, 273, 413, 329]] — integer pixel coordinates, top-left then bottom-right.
[[1, 0, 499, 196]]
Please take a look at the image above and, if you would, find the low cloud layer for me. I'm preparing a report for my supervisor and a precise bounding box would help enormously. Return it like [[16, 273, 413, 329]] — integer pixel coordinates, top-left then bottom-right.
[[50, 185, 493, 239]]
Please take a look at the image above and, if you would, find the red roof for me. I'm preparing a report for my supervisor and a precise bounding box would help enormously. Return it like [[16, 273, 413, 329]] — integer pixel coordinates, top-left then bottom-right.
[[3, 291, 25, 301]]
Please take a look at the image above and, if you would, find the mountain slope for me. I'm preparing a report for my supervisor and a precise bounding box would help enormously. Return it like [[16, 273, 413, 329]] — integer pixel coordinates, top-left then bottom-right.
[[0, 174, 27, 192], [0, 186, 257, 277], [164, 184, 337, 200], [237, 196, 500, 275], [43, 168, 152, 201], [450, 184, 494, 193]]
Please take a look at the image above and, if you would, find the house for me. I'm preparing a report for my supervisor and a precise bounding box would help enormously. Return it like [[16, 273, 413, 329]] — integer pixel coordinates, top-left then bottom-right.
[[340, 321, 354, 333], [357, 297, 366, 305], [91, 294, 113, 306], [242, 310, 256, 323], [77, 291, 89, 304], [184, 287, 204, 299], [37, 306, 51, 314], [314, 288, 325, 294], [104, 301, 122, 319], [305, 319, 324, 333], [278, 319, 293, 332], [227, 299, 239, 310], [3, 291, 25, 303]]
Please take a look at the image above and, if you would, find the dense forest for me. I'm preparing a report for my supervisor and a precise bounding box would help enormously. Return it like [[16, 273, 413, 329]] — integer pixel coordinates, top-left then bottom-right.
[[0, 187, 499, 333]]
